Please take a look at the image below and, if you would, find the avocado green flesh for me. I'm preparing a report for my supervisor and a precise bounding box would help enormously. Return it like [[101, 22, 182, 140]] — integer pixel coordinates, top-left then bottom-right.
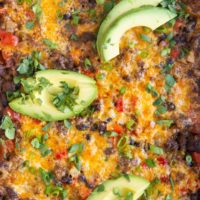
[[96, 0, 162, 54], [9, 70, 97, 121], [99, 6, 177, 62], [87, 175, 150, 200]]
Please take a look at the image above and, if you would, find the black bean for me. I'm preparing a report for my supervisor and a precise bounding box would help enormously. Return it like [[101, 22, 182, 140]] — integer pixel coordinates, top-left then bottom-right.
[[166, 102, 176, 111], [157, 33, 167, 45], [122, 75, 131, 82], [85, 134, 91, 141], [61, 174, 72, 184], [78, 174, 93, 188], [63, 13, 72, 20], [185, 16, 197, 33], [106, 117, 112, 123], [76, 123, 90, 131], [166, 58, 174, 65], [91, 121, 107, 135]]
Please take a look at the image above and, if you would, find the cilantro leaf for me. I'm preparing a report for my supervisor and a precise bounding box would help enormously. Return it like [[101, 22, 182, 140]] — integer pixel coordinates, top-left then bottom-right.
[[0, 116, 16, 140]]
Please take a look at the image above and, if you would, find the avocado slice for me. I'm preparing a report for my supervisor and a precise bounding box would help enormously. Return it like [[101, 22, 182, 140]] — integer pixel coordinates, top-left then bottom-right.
[[97, 0, 162, 54], [99, 6, 177, 62], [87, 174, 150, 200], [9, 70, 98, 121]]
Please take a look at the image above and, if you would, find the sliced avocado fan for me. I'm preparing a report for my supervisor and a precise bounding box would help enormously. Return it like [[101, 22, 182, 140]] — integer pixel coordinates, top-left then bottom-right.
[[87, 174, 150, 200], [97, 0, 162, 54], [9, 70, 98, 121], [98, 6, 176, 62]]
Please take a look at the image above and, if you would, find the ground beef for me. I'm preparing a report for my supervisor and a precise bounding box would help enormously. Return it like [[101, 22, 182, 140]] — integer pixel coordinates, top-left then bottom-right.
[[187, 135, 200, 153], [79, 32, 96, 43], [118, 156, 138, 173], [190, 189, 200, 200], [49, 51, 76, 71], [0, 186, 19, 200]]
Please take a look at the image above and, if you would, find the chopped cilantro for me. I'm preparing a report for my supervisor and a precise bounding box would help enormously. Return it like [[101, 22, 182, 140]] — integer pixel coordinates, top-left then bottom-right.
[[150, 145, 164, 155], [153, 96, 165, 106], [84, 58, 92, 68], [126, 120, 135, 130], [0, 116, 16, 140], [17, 51, 45, 76], [96, 184, 105, 192], [146, 83, 158, 97], [26, 21, 35, 29], [68, 143, 84, 170], [165, 74, 176, 92], [64, 120, 71, 129], [145, 159, 156, 168], [156, 120, 174, 127], [155, 105, 168, 115], [140, 34, 151, 43], [43, 39, 57, 49], [119, 86, 126, 95], [52, 82, 79, 112]]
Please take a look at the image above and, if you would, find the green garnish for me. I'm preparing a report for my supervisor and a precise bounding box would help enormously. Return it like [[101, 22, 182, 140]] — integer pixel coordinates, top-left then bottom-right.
[[140, 34, 151, 43], [31, 134, 51, 157], [45, 185, 67, 200], [64, 120, 71, 129], [52, 82, 79, 112], [119, 86, 126, 95], [150, 145, 164, 155], [43, 39, 57, 49], [26, 21, 35, 29], [155, 105, 167, 115], [156, 120, 174, 127], [96, 184, 105, 192], [126, 120, 135, 130], [84, 58, 92, 68], [165, 74, 176, 92], [0, 116, 16, 140], [17, 51, 45, 76], [186, 154, 192, 165], [145, 159, 156, 168], [32, 1, 42, 21], [146, 83, 158, 97], [39, 167, 53, 185], [153, 96, 165, 106], [169, 176, 174, 191], [68, 143, 84, 170]]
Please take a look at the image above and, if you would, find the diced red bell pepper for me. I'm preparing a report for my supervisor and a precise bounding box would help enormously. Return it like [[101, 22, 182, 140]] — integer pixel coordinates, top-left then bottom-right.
[[0, 29, 18, 46], [5, 140, 15, 153], [25, 10, 35, 20], [113, 124, 123, 134], [55, 150, 67, 160], [160, 175, 169, 183], [192, 152, 200, 165], [131, 96, 138, 107], [171, 48, 180, 59], [157, 156, 168, 166], [116, 97, 124, 112], [174, 19, 183, 31], [0, 144, 4, 160], [5, 107, 21, 122]]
